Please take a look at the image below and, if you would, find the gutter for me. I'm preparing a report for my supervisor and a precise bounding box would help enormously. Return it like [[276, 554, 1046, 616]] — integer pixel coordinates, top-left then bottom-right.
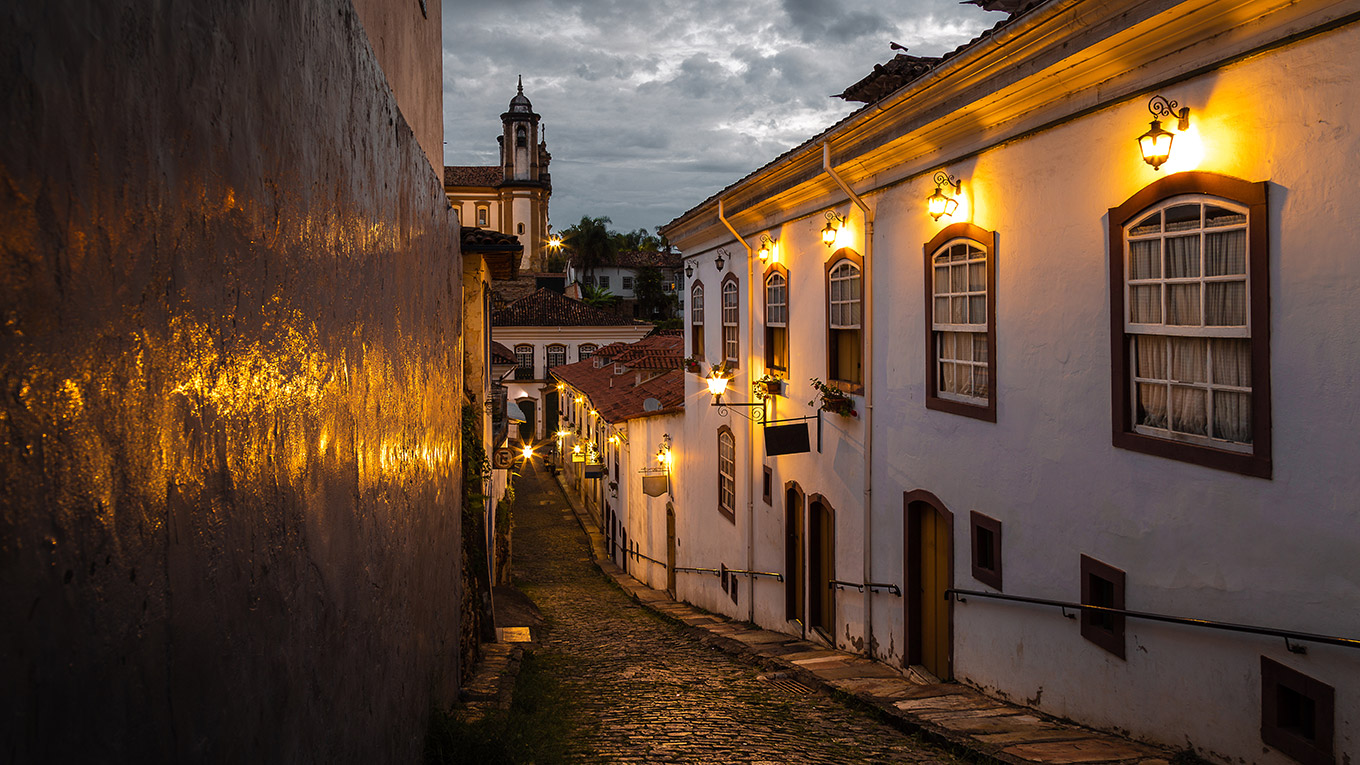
[[717, 199, 758, 625], [822, 141, 877, 659]]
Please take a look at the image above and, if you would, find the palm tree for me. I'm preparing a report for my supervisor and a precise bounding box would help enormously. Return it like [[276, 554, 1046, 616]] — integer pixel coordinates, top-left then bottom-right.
[[563, 215, 616, 284]]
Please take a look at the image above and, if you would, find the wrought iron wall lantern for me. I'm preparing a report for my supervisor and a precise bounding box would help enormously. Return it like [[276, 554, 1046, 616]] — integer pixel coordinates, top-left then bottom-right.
[[705, 371, 765, 422], [821, 211, 844, 248], [1138, 94, 1191, 171], [684, 260, 694, 278], [714, 247, 730, 271], [757, 234, 777, 263], [927, 171, 961, 220]]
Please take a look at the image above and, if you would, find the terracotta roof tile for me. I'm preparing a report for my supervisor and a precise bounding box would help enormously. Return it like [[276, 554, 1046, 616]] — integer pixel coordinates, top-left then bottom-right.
[[461, 226, 522, 251], [550, 336, 685, 424], [491, 288, 650, 328], [835, 54, 940, 103], [444, 165, 501, 187], [491, 341, 515, 364]]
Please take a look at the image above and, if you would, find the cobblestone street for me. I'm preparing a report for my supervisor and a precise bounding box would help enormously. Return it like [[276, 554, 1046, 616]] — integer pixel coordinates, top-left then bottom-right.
[[510, 461, 965, 763]]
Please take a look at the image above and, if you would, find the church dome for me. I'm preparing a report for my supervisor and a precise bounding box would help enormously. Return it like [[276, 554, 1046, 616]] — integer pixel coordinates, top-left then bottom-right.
[[508, 77, 533, 113]]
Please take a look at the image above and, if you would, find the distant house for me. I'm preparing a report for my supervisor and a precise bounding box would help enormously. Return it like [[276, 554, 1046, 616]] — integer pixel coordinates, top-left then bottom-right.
[[492, 288, 652, 442], [551, 333, 684, 592], [566, 249, 683, 319]]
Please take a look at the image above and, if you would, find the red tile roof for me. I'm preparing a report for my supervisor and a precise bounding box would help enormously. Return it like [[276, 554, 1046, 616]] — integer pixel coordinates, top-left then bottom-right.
[[550, 336, 685, 424], [445, 165, 502, 187], [492, 288, 650, 328], [835, 54, 941, 103], [491, 341, 515, 364]]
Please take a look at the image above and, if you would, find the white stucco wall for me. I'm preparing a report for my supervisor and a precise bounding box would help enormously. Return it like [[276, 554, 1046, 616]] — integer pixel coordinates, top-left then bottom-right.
[[670, 17, 1360, 764]]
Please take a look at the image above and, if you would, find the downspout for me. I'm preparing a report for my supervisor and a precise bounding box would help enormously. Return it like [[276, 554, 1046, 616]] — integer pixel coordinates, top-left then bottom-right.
[[718, 199, 758, 623], [823, 142, 876, 658]]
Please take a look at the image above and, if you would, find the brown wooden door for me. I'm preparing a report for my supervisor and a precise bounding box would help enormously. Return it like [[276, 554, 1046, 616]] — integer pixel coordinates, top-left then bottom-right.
[[666, 503, 676, 595], [907, 497, 952, 680], [784, 489, 804, 626], [809, 500, 835, 637]]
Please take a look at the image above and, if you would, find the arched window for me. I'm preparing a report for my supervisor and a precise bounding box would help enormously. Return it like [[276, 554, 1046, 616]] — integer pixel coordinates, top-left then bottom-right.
[[826, 252, 862, 388], [578, 343, 597, 361], [513, 344, 534, 380], [690, 281, 705, 358], [721, 274, 739, 368], [717, 426, 736, 522], [517, 222, 525, 235], [765, 266, 788, 372], [515, 124, 528, 148], [476, 206, 489, 228], [925, 223, 996, 421], [1108, 172, 1270, 477], [546, 343, 566, 371]]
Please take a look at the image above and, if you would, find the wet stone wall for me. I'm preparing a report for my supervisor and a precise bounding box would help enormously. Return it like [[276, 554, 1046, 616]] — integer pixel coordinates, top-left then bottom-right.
[[0, 2, 461, 762]]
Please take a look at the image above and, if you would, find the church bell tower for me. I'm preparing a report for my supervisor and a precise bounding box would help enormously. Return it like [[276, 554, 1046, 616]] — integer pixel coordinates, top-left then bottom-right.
[[497, 76, 552, 271]]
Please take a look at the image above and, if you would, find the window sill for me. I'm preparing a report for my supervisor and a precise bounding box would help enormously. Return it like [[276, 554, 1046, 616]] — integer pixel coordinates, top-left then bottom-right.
[[828, 379, 863, 396], [926, 395, 995, 423], [1113, 430, 1270, 479]]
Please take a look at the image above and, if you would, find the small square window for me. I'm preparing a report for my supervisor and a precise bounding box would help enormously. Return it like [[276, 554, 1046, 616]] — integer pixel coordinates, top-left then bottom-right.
[[622, 276, 634, 290], [599, 275, 610, 289], [969, 512, 1002, 590], [762, 465, 772, 505], [1079, 555, 1125, 659], [1261, 657, 1335, 765]]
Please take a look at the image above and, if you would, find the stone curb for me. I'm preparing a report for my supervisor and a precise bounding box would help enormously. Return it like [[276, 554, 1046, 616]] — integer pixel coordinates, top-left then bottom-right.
[[553, 470, 1176, 765]]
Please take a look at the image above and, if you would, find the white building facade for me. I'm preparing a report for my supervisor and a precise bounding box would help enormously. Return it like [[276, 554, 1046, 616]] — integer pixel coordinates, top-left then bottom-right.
[[660, 1, 1360, 762]]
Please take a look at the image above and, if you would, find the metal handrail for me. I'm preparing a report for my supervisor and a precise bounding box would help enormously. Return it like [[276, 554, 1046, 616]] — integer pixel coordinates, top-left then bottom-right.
[[627, 548, 667, 567], [727, 568, 784, 582], [868, 582, 902, 596], [946, 588, 1360, 654], [675, 566, 722, 576], [829, 579, 865, 592]]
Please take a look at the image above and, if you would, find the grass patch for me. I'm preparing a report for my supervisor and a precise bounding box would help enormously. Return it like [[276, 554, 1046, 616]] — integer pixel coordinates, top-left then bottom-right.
[[425, 651, 572, 764]]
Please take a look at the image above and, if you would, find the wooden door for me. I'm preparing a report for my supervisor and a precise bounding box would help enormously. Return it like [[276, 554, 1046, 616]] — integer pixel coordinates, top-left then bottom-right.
[[666, 503, 676, 595], [907, 495, 953, 680], [809, 500, 835, 638], [784, 488, 804, 626]]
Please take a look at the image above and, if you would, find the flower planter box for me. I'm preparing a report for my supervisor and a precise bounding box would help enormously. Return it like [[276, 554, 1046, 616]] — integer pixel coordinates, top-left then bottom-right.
[[820, 397, 856, 417], [761, 379, 783, 396]]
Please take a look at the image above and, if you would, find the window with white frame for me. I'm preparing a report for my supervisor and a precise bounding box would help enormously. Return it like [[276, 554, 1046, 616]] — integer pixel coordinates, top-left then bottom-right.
[[578, 343, 597, 361], [827, 258, 862, 386], [932, 240, 988, 404], [476, 206, 488, 227], [1109, 173, 1270, 478], [718, 427, 735, 520], [514, 344, 534, 380], [546, 343, 567, 371], [722, 275, 739, 367], [622, 276, 634, 291], [765, 269, 788, 372], [690, 282, 705, 357], [599, 275, 610, 289], [1126, 200, 1250, 448]]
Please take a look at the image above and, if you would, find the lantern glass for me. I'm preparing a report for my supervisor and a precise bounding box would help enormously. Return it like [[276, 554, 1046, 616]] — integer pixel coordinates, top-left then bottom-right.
[[927, 187, 949, 219], [706, 373, 729, 398], [821, 222, 837, 246], [1138, 119, 1174, 169]]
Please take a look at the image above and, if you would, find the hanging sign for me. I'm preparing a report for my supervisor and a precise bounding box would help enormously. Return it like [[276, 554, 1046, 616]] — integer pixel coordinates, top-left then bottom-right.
[[572, 452, 585, 463], [765, 422, 811, 456], [584, 463, 605, 479], [642, 474, 669, 497]]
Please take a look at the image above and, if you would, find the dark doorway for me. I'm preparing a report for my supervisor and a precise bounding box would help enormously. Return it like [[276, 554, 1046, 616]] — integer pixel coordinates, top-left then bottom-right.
[[543, 391, 559, 441], [905, 490, 953, 680], [517, 399, 536, 444], [666, 503, 677, 596], [784, 485, 805, 628], [808, 497, 835, 639]]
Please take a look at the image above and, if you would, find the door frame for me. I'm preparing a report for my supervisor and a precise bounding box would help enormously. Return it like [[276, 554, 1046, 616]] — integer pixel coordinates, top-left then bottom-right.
[[783, 482, 806, 632], [807, 493, 836, 643], [904, 489, 954, 679], [666, 502, 677, 596]]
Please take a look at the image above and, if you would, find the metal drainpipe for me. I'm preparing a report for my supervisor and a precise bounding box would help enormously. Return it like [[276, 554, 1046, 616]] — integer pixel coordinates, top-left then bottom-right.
[[822, 142, 875, 657], [717, 199, 758, 624]]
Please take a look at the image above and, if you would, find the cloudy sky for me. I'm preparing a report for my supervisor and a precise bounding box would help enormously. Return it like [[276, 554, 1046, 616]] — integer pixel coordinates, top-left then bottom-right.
[[441, 0, 997, 234]]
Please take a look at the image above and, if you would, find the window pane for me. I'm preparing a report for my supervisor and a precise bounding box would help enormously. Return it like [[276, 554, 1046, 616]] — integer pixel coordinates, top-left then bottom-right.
[[1205, 281, 1246, 326], [940, 361, 956, 393], [1205, 230, 1246, 276], [1170, 337, 1206, 383], [848, 299, 861, 326], [934, 266, 950, 295], [1130, 240, 1160, 280], [973, 365, 989, 398], [1137, 382, 1168, 428], [956, 333, 973, 361], [934, 297, 949, 322], [951, 296, 965, 324], [950, 245, 966, 262], [973, 333, 988, 363], [938, 333, 955, 361], [1135, 335, 1168, 380], [1130, 212, 1161, 236], [1204, 205, 1246, 228], [968, 262, 985, 291], [951, 264, 967, 292], [1165, 236, 1200, 278], [959, 365, 973, 396], [1170, 386, 1208, 436], [1211, 338, 1251, 387], [968, 296, 986, 324], [1213, 390, 1252, 444], [1130, 285, 1162, 324], [1165, 204, 1200, 231], [1167, 284, 1201, 325]]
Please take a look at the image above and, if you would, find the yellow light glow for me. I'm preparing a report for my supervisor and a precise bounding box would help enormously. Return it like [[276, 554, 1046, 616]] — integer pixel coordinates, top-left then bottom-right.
[[575, 397, 584, 404], [590, 409, 598, 418], [706, 373, 729, 398], [1159, 121, 1205, 174], [609, 434, 619, 445], [927, 187, 951, 219], [521, 445, 533, 460], [556, 383, 565, 392], [1138, 119, 1174, 170], [573, 444, 581, 454], [556, 429, 570, 439]]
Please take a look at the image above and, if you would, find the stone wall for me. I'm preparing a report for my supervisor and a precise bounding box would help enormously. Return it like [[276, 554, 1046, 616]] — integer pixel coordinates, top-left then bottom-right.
[[0, 2, 461, 761]]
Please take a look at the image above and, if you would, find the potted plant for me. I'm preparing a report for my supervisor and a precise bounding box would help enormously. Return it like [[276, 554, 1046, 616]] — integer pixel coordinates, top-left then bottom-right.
[[752, 373, 783, 400], [682, 355, 703, 373], [808, 377, 857, 417]]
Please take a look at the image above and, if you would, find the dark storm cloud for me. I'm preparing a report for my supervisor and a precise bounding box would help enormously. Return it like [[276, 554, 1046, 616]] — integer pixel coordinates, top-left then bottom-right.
[[441, 0, 995, 230]]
